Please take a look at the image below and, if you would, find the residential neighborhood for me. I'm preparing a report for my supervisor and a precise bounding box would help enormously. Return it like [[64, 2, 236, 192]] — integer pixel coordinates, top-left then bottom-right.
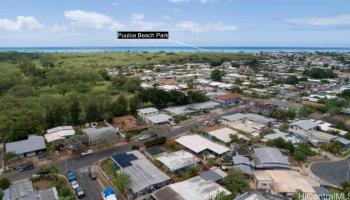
[[0, 51, 350, 200]]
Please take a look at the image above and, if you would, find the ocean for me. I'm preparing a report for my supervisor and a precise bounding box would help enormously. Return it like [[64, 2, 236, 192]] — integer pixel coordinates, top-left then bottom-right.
[[0, 46, 350, 53]]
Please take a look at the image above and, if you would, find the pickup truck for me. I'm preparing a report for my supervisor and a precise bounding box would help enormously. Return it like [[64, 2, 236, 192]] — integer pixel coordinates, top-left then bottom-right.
[[81, 149, 93, 156]]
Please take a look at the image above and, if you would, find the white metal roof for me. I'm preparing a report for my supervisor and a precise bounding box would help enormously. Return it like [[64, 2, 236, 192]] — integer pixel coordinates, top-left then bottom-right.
[[156, 150, 200, 172], [175, 135, 229, 155], [137, 107, 159, 114], [208, 127, 245, 143], [146, 114, 172, 124], [152, 176, 231, 200], [45, 126, 75, 143]]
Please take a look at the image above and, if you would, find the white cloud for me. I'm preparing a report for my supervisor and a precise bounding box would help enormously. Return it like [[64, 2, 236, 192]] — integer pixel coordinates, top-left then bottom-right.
[[130, 13, 165, 30], [285, 13, 350, 27], [0, 16, 43, 31], [175, 21, 237, 32], [64, 10, 124, 30]]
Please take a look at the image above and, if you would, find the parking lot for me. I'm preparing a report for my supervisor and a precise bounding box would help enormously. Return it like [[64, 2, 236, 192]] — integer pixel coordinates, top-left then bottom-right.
[[76, 166, 102, 200]]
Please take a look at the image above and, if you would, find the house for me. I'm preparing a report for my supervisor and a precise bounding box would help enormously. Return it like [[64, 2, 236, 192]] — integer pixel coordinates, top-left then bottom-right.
[[189, 101, 220, 112], [111, 150, 170, 196], [113, 115, 148, 133], [332, 137, 350, 149], [152, 176, 231, 200], [234, 192, 269, 200], [2, 180, 36, 200], [156, 150, 200, 173], [45, 126, 75, 143], [199, 167, 227, 183], [261, 129, 302, 144], [253, 170, 316, 198], [175, 135, 230, 157], [214, 92, 243, 106], [2, 179, 59, 200], [289, 120, 337, 146], [163, 106, 193, 116], [232, 155, 253, 176], [83, 126, 118, 144], [250, 103, 275, 116], [253, 147, 290, 169], [222, 113, 276, 126], [207, 127, 249, 144], [145, 114, 173, 126], [222, 115, 268, 137], [5, 135, 46, 159], [137, 107, 159, 120]]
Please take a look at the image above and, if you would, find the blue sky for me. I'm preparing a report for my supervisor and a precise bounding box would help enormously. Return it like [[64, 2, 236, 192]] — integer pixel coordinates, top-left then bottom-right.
[[0, 0, 350, 47]]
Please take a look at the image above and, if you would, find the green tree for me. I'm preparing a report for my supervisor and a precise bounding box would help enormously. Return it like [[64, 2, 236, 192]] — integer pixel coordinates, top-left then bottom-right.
[[187, 90, 209, 103], [111, 95, 128, 116], [223, 169, 250, 197], [168, 90, 189, 106], [69, 100, 81, 125], [211, 69, 224, 82], [0, 178, 11, 190], [292, 189, 304, 200], [85, 100, 100, 122], [114, 172, 130, 197], [129, 93, 142, 113]]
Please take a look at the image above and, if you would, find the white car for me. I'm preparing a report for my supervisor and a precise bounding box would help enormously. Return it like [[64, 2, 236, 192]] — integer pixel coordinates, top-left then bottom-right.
[[71, 180, 80, 190], [139, 135, 150, 140], [81, 149, 93, 156]]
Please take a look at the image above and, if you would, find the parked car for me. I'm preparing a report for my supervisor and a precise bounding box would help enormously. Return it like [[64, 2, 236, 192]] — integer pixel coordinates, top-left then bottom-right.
[[18, 162, 34, 171], [139, 134, 150, 140], [71, 180, 80, 190], [101, 188, 117, 200], [66, 170, 76, 182], [81, 149, 93, 156], [75, 186, 85, 198], [89, 171, 97, 180]]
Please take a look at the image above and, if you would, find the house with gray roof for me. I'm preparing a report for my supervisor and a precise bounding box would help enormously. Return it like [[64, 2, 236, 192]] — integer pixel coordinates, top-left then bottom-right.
[[137, 107, 159, 120], [5, 135, 46, 159], [2, 179, 58, 200], [145, 114, 173, 126], [254, 147, 290, 169], [289, 120, 318, 132], [289, 120, 337, 146], [111, 150, 170, 197], [83, 126, 118, 144]]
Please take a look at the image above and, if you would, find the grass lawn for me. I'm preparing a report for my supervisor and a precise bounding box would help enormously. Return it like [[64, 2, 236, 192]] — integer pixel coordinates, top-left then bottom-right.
[[33, 179, 55, 190]]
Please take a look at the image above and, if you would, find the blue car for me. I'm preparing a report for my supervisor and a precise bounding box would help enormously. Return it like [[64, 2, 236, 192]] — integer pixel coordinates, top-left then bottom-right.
[[66, 170, 76, 182]]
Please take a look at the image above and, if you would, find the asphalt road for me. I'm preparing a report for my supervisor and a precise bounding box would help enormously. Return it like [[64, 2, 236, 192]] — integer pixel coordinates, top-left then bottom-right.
[[2, 104, 249, 199], [311, 157, 350, 186]]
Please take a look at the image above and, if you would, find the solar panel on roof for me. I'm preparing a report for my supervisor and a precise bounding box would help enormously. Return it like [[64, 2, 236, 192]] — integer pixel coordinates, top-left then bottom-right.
[[112, 153, 138, 168]]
